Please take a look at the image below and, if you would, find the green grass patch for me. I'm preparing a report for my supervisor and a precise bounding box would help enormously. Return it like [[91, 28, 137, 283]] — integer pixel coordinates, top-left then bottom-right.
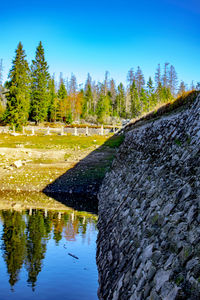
[[175, 275, 184, 285], [174, 138, 182, 147], [0, 134, 114, 150], [103, 134, 125, 148]]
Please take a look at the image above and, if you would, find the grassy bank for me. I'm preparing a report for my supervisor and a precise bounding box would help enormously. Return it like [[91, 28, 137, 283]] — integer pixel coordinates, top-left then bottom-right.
[[0, 133, 114, 149]]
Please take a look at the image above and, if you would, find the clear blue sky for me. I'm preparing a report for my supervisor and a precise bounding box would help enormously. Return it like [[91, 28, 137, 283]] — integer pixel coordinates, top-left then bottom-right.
[[1, 0, 199, 87]]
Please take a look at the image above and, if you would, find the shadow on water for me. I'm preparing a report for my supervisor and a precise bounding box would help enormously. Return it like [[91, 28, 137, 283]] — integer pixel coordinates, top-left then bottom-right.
[[42, 134, 124, 215]]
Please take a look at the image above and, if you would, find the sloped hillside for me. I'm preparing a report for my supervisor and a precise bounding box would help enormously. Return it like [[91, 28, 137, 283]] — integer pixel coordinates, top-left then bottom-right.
[[97, 92, 200, 300]]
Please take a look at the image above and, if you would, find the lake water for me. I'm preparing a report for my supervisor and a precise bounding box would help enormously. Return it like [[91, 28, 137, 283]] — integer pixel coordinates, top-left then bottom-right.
[[0, 193, 98, 300]]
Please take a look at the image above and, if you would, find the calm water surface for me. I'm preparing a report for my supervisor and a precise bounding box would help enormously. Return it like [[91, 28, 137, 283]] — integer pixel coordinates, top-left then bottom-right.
[[0, 195, 98, 300]]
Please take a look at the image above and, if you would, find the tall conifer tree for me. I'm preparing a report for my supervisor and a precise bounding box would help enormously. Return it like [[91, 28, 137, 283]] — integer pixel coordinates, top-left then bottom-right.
[[147, 77, 155, 110], [196, 82, 200, 91], [0, 59, 3, 92], [57, 78, 68, 122], [0, 59, 6, 119], [127, 68, 135, 87], [162, 62, 170, 88], [82, 73, 93, 118], [116, 83, 126, 118], [169, 65, 178, 96], [155, 64, 161, 88], [109, 79, 116, 116], [135, 66, 145, 93], [4, 42, 30, 128], [178, 81, 186, 96], [48, 77, 57, 122], [130, 81, 140, 118], [30, 41, 50, 124]]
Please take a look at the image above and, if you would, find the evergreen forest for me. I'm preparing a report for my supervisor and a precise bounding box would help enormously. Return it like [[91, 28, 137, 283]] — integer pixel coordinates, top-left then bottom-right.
[[0, 42, 199, 129]]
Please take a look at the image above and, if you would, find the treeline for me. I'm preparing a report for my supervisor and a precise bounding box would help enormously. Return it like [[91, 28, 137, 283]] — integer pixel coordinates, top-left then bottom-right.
[[0, 42, 199, 128]]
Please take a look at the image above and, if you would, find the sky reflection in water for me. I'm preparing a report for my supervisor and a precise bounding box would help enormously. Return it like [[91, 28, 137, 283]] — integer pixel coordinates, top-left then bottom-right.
[[0, 204, 98, 300]]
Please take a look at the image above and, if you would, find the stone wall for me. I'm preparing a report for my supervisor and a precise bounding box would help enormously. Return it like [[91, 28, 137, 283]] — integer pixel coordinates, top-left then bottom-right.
[[97, 94, 200, 300]]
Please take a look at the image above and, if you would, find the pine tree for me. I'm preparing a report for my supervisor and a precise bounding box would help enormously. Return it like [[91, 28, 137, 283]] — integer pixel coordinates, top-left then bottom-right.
[[91, 81, 98, 116], [109, 78, 116, 116], [135, 66, 145, 94], [0, 59, 3, 93], [190, 81, 195, 91], [57, 77, 68, 122], [160, 85, 173, 103], [169, 65, 178, 96], [48, 76, 57, 122], [155, 64, 161, 88], [155, 82, 162, 104], [162, 62, 170, 88], [196, 82, 200, 91], [4, 42, 30, 129], [0, 101, 4, 121], [82, 73, 93, 118], [30, 41, 50, 124], [155, 64, 171, 104], [178, 81, 186, 96], [127, 68, 135, 87], [69, 73, 77, 121], [104, 71, 109, 96], [147, 77, 155, 111], [140, 88, 148, 113], [116, 83, 126, 118], [130, 80, 140, 118], [0, 59, 6, 119], [96, 94, 111, 124], [58, 78, 67, 99]]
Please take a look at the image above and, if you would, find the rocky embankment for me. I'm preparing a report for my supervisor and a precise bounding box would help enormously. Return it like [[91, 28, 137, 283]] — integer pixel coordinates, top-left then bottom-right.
[[97, 94, 200, 299]]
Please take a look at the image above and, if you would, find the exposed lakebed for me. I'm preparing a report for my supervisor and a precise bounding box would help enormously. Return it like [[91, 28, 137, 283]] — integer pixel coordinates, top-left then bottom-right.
[[0, 192, 98, 300]]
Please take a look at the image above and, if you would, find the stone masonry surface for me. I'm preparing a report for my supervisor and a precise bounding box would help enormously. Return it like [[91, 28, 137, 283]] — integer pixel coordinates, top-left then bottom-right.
[[97, 94, 200, 300]]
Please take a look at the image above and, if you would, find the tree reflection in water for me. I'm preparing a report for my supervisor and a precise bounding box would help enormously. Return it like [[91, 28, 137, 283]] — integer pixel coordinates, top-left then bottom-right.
[[1, 211, 26, 289], [0, 208, 97, 291], [25, 210, 50, 290]]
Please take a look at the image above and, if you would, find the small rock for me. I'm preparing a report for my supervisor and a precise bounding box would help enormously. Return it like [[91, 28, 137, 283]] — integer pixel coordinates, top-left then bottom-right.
[[12, 203, 22, 209], [187, 205, 197, 224], [176, 184, 191, 202], [186, 258, 199, 271], [155, 269, 171, 291], [147, 265, 157, 281], [142, 243, 154, 262], [12, 160, 23, 168], [163, 286, 180, 300]]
